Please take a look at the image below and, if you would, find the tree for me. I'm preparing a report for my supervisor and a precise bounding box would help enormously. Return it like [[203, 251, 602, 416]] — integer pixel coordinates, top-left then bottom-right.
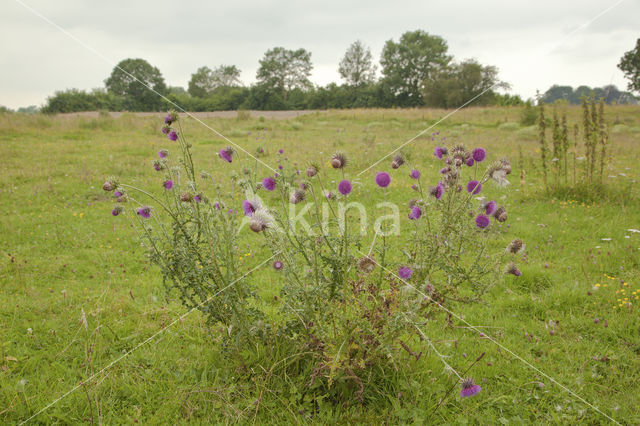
[[380, 30, 451, 106], [421, 59, 508, 108], [104, 58, 167, 111], [618, 39, 640, 93], [188, 65, 242, 98], [256, 47, 313, 102], [338, 40, 376, 87]]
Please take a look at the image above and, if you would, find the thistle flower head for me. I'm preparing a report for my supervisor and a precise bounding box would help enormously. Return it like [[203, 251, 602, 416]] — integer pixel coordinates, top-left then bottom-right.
[[102, 177, 118, 192], [494, 206, 507, 222], [111, 205, 123, 216], [506, 262, 522, 276], [375, 172, 391, 188], [466, 157, 475, 167], [429, 182, 444, 200], [158, 149, 169, 158], [163, 180, 173, 190], [410, 169, 420, 179], [398, 267, 413, 280], [136, 206, 152, 219], [249, 208, 273, 232], [289, 189, 306, 204], [164, 111, 178, 125], [273, 260, 283, 270], [262, 176, 276, 191], [482, 200, 497, 216], [500, 157, 512, 175], [306, 163, 319, 177], [506, 238, 525, 254], [168, 130, 178, 142], [391, 153, 405, 169], [408, 205, 422, 220], [466, 180, 482, 195], [180, 192, 193, 202], [331, 152, 347, 169], [460, 378, 481, 398], [357, 256, 376, 274], [194, 194, 203, 203], [242, 199, 262, 216], [338, 180, 352, 195], [434, 146, 446, 159], [472, 148, 486, 162], [475, 214, 490, 229], [219, 147, 234, 163]]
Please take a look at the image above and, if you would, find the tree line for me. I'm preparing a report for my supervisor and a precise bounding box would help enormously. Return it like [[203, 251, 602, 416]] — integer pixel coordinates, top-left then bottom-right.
[[36, 33, 640, 113]]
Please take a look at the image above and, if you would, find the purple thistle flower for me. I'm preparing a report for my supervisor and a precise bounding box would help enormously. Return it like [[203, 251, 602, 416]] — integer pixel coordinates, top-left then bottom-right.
[[472, 148, 486, 162], [278, 165, 283, 170], [114, 191, 123, 198], [163, 180, 173, 190], [466, 157, 475, 167], [338, 180, 352, 195], [194, 194, 202, 203], [214, 202, 221, 210], [430, 182, 444, 200], [484, 200, 497, 216], [411, 184, 418, 191], [242, 200, 259, 216], [375, 172, 391, 188], [398, 267, 413, 280], [475, 214, 490, 229], [279, 149, 284, 154], [506, 262, 522, 276], [161, 126, 170, 135], [262, 177, 276, 191], [467, 180, 482, 195], [434, 146, 444, 159], [111, 206, 123, 216], [410, 169, 420, 179], [219, 148, 233, 163], [460, 378, 481, 398], [164, 114, 172, 125], [273, 260, 283, 270], [409, 206, 422, 220], [326, 191, 335, 200], [137, 206, 151, 219], [168, 130, 178, 141], [440, 167, 449, 174], [158, 150, 168, 158]]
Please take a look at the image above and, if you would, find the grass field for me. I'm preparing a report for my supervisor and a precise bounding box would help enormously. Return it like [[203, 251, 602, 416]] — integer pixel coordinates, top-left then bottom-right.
[[1, 106, 640, 424]]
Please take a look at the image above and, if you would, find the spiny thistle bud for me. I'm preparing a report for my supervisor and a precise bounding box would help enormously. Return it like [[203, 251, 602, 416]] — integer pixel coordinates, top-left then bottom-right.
[[153, 160, 166, 172], [331, 152, 347, 169], [505, 262, 522, 276], [289, 189, 306, 204], [408, 198, 418, 208], [299, 181, 309, 190], [357, 256, 376, 274], [249, 209, 273, 232], [180, 192, 193, 202], [306, 163, 319, 177], [102, 177, 118, 192], [495, 206, 507, 222], [391, 153, 405, 169], [506, 238, 525, 254]]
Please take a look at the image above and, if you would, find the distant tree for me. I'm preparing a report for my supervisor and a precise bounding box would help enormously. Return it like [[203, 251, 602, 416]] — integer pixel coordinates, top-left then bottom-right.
[[541, 85, 575, 104], [188, 65, 242, 98], [338, 40, 376, 87], [105, 58, 167, 111], [421, 59, 508, 108], [618, 38, 640, 93], [256, 47, 313, 102], [380, 30, 451, 106], [0, 105, 11, 113], [169, 86, 188, 96]]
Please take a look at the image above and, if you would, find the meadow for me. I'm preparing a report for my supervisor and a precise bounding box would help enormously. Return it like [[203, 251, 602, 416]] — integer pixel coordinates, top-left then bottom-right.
[[1, 105, 640, 424]]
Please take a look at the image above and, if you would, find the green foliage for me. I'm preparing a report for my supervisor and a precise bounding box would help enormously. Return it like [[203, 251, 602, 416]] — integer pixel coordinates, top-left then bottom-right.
[[618, 38, 640, 94], [542, 84, 637, 104], [380, 30, 452, 106], [104, 58, 167, 111], [421, 59, 507, 108], [520, 100, 538, 125], [188, 65, 242, 98], [42, 89, 123, 113], [338, 40, 377, 88], [256, 47, 313, 102]]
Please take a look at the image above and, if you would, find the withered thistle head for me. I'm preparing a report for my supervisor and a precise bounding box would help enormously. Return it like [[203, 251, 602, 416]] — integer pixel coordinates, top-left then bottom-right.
[[500, 157, 512, 175], [249, 209, 273, 232], [102, 176, 118, 192], [391, 153, 405, 169], [306, 163, 319, 177], [494, 206, 507, 222], [180, 192, 193, 202], [331, 152, 347, 169], [506, 238, 525, 254], [289, 189, 306, 204], [357, 256, 376, 274]]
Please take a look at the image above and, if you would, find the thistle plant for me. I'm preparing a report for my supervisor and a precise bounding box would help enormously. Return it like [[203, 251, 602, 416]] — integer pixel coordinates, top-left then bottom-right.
[[105, 112, 523, 404]]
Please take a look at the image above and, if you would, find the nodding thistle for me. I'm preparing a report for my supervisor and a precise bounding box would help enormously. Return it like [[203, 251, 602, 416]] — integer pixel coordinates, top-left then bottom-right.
[[306, 163, 319, 177], [507, 238, 525, 254], [357, 256, 376, 274], [494, 206, 508, 222], [506, 262, 522, 276], [289, 189, 306, 204], [180, 192, 193, 202], [102, 176, 118, 192], [331, 152, 347, 169], [219, 147, 234, 163], [391, 153, 405, 169], [111, 205, 123, 216], [164, 111, 178, 125], [249, 209, 273, 232]]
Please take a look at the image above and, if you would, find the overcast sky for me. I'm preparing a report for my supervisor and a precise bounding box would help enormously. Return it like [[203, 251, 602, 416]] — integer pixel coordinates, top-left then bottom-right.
[[1, 0, 638, 109]]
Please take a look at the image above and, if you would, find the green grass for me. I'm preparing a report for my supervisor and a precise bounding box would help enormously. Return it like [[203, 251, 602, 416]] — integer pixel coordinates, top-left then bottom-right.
[[1, 106, 640, 424]]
